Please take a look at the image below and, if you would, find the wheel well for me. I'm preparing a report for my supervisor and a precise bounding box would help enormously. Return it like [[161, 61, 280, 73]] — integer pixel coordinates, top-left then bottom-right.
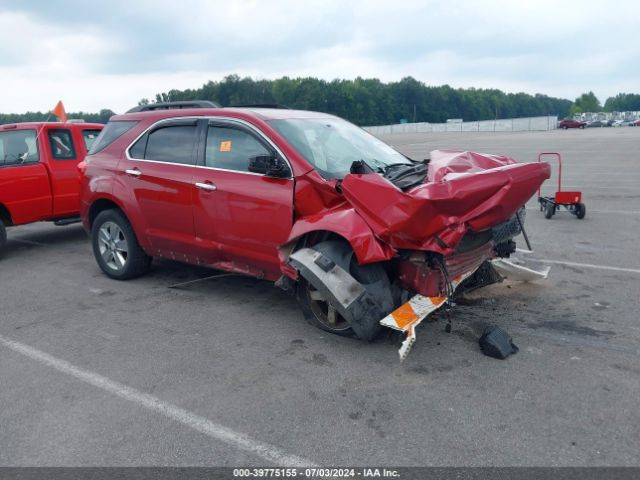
[[0, 203, 13, 226], [296, 231, 349, 249], [89, 199, 122, 228]]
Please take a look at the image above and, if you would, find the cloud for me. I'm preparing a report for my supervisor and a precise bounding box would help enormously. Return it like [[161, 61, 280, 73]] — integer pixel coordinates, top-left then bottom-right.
[[0, 0, 638, 112]]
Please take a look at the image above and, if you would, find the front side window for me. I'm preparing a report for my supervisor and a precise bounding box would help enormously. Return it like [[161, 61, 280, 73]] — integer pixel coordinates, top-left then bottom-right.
[[205, 125, 271, 172], [0, 129, 40, 166], [82, 129, 101, 151], [48, 129, 76, 160], [268, 117, 410, 179], [139, 124, 198, 165]]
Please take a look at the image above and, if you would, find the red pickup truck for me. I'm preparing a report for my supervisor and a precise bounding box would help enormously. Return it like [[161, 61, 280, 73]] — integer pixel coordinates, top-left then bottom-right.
[[0, 121, 103, 254]]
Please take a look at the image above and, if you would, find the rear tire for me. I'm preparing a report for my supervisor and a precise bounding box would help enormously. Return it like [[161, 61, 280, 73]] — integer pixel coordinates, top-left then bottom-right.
[[0, 219, 6, 256], [576, 203, 586, 219], [91, 209, 151, 280]]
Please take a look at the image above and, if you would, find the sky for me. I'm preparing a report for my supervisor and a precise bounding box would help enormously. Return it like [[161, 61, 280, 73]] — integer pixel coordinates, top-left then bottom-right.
[[0, 0, 638, 114]]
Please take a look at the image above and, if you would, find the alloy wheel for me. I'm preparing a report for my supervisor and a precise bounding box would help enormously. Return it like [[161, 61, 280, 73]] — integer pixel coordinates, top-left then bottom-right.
[[98, 221, 129, 271]]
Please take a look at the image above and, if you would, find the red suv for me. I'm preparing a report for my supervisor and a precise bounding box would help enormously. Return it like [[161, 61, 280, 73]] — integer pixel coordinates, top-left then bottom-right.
[[80, 101, 549, 346]]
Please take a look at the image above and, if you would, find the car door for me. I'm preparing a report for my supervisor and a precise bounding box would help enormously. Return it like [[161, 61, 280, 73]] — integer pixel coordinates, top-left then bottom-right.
[[0, 128, 51, 224], [119, 119, 199, 258], [46, 127, 85, 216], [192, 119, 295, 279]]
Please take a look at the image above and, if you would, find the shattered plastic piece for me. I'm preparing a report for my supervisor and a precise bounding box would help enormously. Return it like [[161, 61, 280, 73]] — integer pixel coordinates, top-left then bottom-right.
[[380, 267, 479, 361], [491, 258, 550, 281], [479, 326, 519, 359]]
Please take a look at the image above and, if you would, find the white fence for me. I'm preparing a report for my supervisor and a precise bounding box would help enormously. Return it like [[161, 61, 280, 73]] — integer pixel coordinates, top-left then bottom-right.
[[364, 116, 558, 135]]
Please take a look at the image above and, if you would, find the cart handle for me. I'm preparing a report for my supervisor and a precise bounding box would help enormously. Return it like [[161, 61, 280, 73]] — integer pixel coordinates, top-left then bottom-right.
[[537, 152, 562, 197]]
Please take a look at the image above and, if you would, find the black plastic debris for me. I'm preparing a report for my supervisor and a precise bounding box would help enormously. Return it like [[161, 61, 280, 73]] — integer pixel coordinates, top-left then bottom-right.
[[479, 326, 519, 359]]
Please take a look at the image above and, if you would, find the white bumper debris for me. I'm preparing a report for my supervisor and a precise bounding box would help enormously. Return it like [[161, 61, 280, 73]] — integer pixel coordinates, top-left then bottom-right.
[[491, 258, 550, 281]]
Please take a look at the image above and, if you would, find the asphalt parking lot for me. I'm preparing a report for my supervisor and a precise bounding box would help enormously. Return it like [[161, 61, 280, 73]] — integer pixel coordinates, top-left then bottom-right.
[[1, 127, 639, 467]]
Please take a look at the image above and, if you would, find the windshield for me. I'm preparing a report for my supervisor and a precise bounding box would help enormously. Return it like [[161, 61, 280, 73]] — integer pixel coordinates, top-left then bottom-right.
[[268, 118, 410, 179]]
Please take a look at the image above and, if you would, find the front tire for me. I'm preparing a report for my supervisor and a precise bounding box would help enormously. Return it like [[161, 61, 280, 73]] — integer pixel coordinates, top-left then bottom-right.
[[91, 209, 151, 280], [295, 241, 391, 340], [576, 203, 586, 219], [297, 278, 354, 337]]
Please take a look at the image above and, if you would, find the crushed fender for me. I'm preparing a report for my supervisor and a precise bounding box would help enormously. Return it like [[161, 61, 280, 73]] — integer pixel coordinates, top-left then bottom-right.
[[380, 267, 479, 361], [341, 150, 551, 256]]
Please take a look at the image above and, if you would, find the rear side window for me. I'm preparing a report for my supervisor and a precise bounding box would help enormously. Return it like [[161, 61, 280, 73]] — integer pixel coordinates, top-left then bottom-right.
[[82, 129, 101, 151], [134, 125, 198, 165], [88, 121, 138, 155], [48, 129, 76, 160], [0, 129, 40, 166]]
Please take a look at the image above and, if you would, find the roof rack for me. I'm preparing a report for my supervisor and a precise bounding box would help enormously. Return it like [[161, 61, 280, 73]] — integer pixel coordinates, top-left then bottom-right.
[[127, 100, 220, 113], [229, 103, 290, 109]]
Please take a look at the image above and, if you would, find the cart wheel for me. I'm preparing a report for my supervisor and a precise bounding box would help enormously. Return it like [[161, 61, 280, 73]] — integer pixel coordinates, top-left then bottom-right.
[[576, 203, 586, 219], [544, 203, 554, 219]]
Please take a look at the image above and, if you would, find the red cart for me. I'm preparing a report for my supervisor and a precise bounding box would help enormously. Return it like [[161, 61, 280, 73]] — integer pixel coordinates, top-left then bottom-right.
[[537, 152, 586, 220]]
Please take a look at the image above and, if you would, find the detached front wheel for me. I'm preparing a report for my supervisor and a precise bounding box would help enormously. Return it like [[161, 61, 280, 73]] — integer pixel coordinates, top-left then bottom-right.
[[91, 209, 151, 280]]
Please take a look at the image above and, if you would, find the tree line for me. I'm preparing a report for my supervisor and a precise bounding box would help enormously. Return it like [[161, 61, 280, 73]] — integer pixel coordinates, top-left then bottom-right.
[[0, 109, 115, 126], [146, 75, 573, 125], [2, 76, 638, 126]]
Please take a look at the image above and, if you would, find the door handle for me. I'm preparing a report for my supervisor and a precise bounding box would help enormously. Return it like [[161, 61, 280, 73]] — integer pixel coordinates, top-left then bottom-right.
[[195, 182, 217, 191], [125, 168, 141, 177]]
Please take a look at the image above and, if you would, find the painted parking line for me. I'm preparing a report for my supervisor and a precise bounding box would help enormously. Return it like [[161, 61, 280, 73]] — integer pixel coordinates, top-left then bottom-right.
[[532, 259, 640, 275], [0, 334, 315, 467]]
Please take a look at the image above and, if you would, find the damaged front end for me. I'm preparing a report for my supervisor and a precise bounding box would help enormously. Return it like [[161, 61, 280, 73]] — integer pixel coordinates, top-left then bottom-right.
[[285, 149, 550, 358]]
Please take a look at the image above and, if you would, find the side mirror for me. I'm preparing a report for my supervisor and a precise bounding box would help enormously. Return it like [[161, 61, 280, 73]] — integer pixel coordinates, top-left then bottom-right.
[[248, 154, 290, 178]]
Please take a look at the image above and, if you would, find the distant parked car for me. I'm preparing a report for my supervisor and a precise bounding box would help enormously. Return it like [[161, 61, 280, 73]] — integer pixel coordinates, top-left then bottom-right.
[[612, 119, 625, 127], [558, 119, 587, 129], [587, 120, 606, 128], [630, 119, 640, 127]]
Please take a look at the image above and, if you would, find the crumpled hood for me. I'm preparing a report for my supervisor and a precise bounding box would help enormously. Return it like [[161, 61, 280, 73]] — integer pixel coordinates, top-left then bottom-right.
[[341, 149, 550, 255]]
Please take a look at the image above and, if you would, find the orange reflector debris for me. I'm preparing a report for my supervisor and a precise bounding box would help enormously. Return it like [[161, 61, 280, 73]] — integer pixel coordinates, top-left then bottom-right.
[[380, 267, 479, 361]]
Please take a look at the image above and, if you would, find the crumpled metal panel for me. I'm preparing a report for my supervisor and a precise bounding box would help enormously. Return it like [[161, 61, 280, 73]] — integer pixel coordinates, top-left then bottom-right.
[[286, 206, 397, 265], [341, 150, 551, 256]]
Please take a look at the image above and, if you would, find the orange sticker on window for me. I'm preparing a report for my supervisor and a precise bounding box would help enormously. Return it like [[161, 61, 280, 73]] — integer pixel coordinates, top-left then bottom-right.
[[220, 141, 232, 152]]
